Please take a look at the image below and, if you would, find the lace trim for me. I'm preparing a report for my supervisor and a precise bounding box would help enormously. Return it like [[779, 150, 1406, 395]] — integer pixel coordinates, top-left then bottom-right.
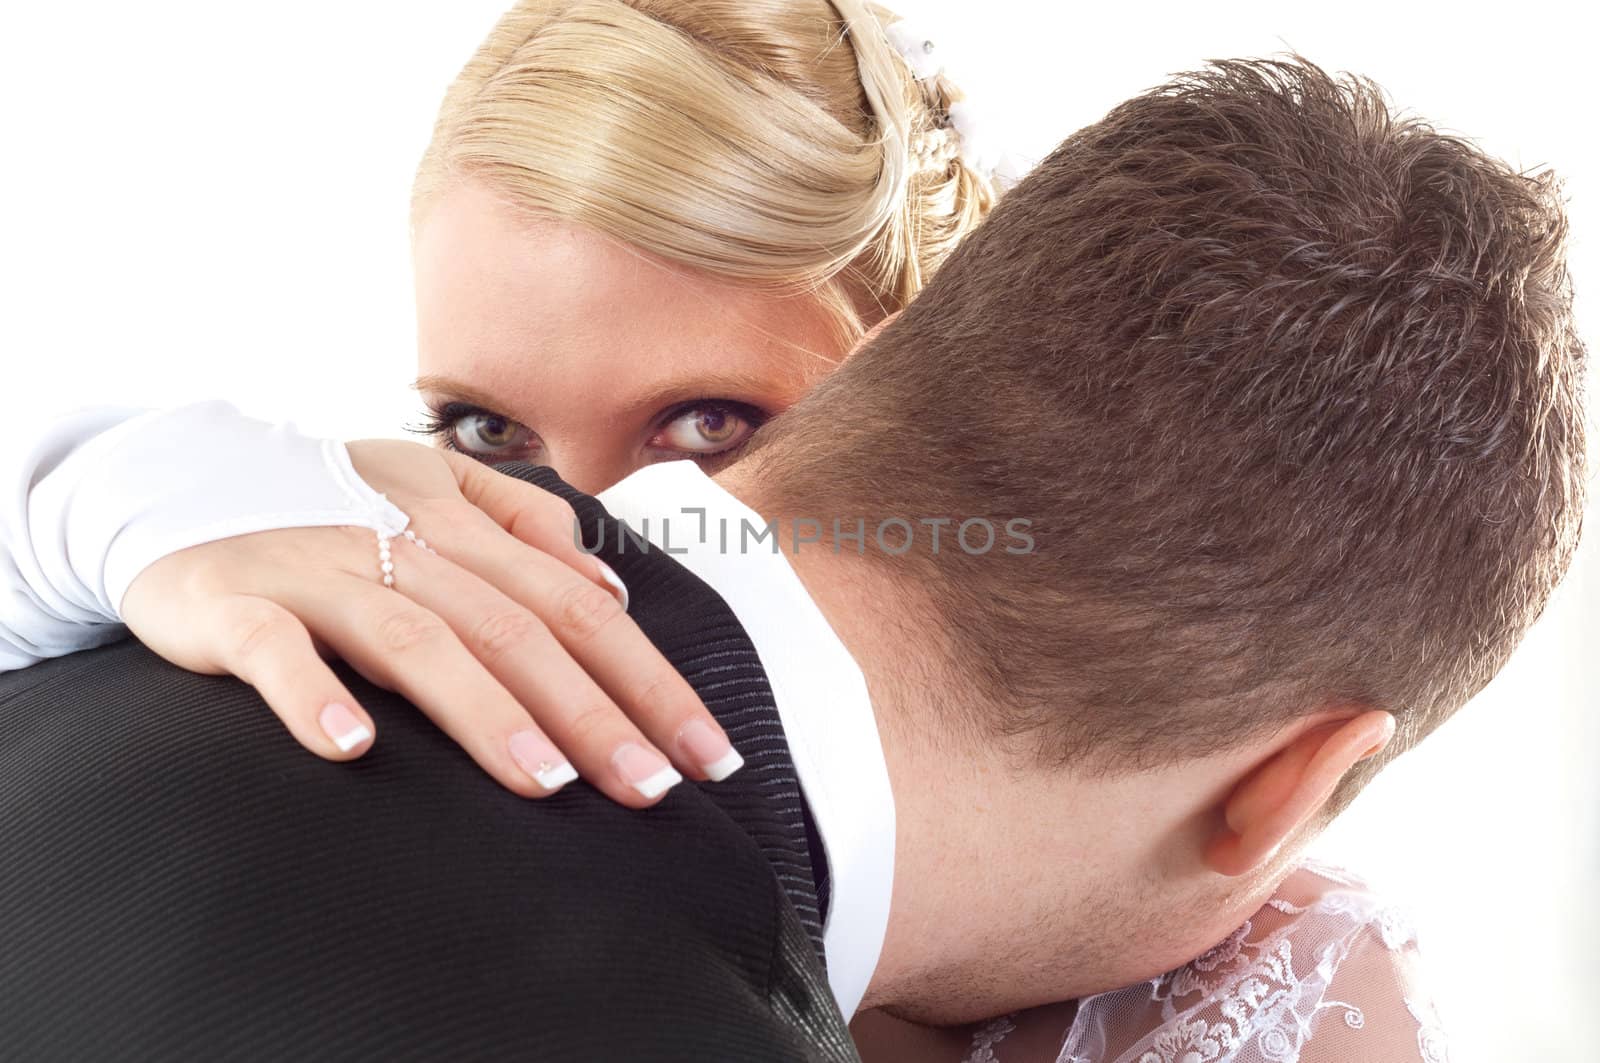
[[967, 1016, 1018, 1063], [960, 861, 1450, 1063]]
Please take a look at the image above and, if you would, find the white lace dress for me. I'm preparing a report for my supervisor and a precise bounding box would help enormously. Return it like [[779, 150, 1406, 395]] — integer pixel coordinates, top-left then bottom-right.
[[963, 861, 1450, 1063]]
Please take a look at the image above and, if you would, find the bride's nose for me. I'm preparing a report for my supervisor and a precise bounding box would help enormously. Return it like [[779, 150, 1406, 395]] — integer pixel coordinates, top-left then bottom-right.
[[534, 440, 644, 497]]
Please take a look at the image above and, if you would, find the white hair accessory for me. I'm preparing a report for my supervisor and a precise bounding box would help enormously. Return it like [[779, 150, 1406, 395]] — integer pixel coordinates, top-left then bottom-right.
[[881, 19, 1024, 188], [946, 99, 1005, 179], [883, 20, 944, 82]]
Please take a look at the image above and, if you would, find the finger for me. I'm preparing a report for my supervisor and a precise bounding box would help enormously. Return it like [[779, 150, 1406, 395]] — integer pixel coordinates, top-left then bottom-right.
[[414, 514, 742, 784], [276, 568, 611, 802], [437, 450, 629, 609], [203, 595, 377, 761], [381, 541, 692, 806]]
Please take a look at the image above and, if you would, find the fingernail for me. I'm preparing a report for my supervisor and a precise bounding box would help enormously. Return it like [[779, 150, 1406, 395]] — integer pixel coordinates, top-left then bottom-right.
[[677, 719, 744, 781], [509, 730, 579, 791], [612, 742, 681, 799], [595, 559, 629, 611], [320, 702, 372, 753]]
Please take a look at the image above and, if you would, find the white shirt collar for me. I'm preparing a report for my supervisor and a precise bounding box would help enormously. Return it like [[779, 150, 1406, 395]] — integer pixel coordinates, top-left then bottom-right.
[[597, 460, 895, 1020]]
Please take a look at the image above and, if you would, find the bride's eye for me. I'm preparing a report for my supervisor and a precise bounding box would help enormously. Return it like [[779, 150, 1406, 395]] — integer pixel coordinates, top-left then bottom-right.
[[414, 403, 541, 461], [649, 402, 765, 458], [457, 410, 532, 452]]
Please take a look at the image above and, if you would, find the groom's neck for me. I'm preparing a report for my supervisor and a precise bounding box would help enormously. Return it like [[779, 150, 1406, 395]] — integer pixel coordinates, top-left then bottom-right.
[[710, 462, 1093, 1019]]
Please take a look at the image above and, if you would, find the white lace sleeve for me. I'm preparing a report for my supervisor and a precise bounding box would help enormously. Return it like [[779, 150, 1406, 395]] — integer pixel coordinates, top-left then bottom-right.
[[1284, 899, 1450, 1063], [962, 862, 1450, 1063], [0, 400, 409, 672]]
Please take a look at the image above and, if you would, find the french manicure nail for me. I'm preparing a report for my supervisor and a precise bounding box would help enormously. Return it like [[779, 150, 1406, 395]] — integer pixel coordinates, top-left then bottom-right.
[[509, 730, 579, 791], [596, 559, 629, 611], [612, 742, 681, 799], [678, 719, 744, 781], [320, 702, 372, 753]]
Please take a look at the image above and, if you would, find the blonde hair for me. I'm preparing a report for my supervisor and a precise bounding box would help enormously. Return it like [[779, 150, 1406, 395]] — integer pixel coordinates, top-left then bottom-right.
[[412, 0, 999, 350]]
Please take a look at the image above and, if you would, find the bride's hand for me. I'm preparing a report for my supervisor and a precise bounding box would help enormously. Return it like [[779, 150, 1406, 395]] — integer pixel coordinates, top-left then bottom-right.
[[119, 439, 737, 807]]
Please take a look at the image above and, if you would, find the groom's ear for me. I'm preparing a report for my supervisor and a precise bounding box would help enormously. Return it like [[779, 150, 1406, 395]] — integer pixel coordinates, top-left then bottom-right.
[[1202, 708, 1395, 877]]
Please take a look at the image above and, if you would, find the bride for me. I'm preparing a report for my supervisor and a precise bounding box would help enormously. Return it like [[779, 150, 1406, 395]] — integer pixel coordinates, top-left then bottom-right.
[[0, 2, 1450, 1059]]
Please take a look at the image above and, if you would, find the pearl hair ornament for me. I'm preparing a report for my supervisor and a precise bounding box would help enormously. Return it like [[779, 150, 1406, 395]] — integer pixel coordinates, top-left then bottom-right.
[[883, 19, 944, 82], [882, 19, 1024, 187]]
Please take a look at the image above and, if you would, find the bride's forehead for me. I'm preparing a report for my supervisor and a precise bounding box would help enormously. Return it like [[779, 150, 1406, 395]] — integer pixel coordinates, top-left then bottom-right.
[[415, 186, 707, 330], [415, 179, 793, 330], [413, 182, 845, 408]]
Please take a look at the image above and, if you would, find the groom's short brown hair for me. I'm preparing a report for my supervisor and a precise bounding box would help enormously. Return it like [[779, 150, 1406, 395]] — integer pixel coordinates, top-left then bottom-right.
[[754, 58, 1586, 809]]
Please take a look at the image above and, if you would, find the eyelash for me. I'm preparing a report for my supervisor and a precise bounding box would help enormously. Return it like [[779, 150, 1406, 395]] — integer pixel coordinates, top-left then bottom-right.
[[407, 401, 485, 455], [407, 400, 769, 462]]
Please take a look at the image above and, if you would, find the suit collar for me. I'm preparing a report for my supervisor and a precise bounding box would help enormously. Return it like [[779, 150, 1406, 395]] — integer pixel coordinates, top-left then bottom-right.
[[596, 460, 896, 1022]]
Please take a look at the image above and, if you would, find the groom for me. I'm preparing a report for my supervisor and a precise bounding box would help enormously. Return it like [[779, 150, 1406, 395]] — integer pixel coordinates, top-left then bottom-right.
[[0, 59, 1585, 1057]]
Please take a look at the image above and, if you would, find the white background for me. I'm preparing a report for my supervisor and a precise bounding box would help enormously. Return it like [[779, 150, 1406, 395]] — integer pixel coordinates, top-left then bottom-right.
[[2, 2, 1595, 1058]]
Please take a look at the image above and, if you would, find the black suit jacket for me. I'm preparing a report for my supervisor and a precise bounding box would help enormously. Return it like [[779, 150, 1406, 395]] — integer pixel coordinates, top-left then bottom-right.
[[0, 464, 859, 1062]]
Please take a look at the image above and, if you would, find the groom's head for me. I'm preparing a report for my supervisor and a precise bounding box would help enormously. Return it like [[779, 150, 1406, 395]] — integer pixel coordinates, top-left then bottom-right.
[[748, 59, 1584, 832]]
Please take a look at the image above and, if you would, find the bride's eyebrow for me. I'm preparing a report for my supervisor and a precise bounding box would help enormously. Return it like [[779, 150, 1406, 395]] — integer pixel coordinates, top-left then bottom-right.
[[411, 375, 510, 411], [416, 370, 785, 413], [630, 369, 789, 411]]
